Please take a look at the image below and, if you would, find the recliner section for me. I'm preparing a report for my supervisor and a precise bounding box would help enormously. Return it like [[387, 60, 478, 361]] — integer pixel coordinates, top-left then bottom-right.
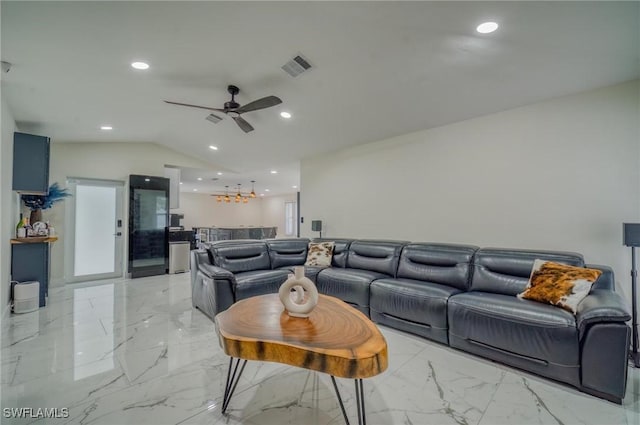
[[266, 238, 325, 281], [371, 243, 477, 343], [316, 240, 406, 316], [190, 238, 631, 403]]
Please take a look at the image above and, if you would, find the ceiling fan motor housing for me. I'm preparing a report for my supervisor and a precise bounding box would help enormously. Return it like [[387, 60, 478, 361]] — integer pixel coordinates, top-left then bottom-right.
[[225, 85, 241, 110], [224, 101, 240, 110]]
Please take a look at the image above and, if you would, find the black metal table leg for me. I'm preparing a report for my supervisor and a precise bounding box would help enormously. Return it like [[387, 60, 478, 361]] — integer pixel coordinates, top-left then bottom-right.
[[355, 379, 366, 425], [330, 376, 350, 425], [330, 377, 367, 425], [222, 357, 247, 414]]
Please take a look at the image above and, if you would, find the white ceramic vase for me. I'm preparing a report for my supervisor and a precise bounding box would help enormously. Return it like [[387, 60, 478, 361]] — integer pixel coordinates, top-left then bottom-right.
[[278, 266, 319, 318]]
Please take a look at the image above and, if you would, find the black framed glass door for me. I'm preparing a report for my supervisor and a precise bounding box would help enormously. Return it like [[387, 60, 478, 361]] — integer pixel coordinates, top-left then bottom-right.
[[128, 175, 169, 278]]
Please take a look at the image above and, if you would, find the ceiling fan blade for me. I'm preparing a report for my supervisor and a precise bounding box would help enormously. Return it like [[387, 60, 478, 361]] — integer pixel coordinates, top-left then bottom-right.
[[164, 100, 225, 113], [233, 116, 254, 133], [235, 96, 282, 114]]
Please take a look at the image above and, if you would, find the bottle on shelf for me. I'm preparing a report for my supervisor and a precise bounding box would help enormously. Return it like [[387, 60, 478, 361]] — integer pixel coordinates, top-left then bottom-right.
[[24, 217, 33, 237], [16, 214, 26, 238]]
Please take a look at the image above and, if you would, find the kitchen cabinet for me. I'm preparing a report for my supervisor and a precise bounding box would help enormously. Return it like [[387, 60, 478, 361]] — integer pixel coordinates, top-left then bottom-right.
[[12, 132, 50, 194]]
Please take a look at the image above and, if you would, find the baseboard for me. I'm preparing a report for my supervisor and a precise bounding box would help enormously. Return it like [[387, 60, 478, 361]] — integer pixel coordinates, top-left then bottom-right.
[[1, 302, 11, 326]]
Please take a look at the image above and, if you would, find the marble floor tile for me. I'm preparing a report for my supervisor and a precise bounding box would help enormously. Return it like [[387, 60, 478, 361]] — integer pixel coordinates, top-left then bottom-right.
[[479, 371, 629, 425], [361, 345, 504, 425], [2, 273, 638, 425], [627, 365, 640, 397]]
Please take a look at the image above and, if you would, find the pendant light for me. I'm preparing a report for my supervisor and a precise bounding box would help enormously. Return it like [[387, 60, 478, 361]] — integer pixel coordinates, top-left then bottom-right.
[[224, 186, 231, 203], [250, 180, 257, 198], [235, 184, 242, 202]]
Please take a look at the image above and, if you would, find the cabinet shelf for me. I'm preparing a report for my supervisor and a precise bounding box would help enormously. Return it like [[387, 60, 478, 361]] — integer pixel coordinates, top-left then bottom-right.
[[11, 236, 58, 244]]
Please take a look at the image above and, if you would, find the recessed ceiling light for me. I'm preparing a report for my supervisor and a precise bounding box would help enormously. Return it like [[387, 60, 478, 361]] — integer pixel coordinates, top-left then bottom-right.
[[209, 145, 218, 150], [217, 172, 223, 176], [280, 111, 292, 119], [179, 182, 183, 185], [260, 193, 265, 197], [270, 170, 278, 174], [265, 189, 270, 192], [292, 185, 298, 189], [131, 61, 149, 70], [476, 22, 499, 34], [193, 189, 198, 192], [100, 125, 113, 130], [197, 177, 203, 181]]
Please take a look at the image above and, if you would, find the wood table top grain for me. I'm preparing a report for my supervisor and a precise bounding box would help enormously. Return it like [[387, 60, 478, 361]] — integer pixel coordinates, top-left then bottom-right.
[[215, 294, 388, 379]]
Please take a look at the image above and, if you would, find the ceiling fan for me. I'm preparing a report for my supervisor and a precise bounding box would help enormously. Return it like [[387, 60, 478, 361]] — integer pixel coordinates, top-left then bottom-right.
[[164, 85, 282, 133]]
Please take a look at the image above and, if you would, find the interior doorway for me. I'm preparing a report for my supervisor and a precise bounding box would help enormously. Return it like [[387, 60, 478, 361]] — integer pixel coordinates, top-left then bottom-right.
[[65, 178, 125, 282]]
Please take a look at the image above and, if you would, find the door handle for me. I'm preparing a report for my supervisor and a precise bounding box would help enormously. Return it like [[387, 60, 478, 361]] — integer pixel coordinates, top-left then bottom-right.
[[114, 232, 122, 236]]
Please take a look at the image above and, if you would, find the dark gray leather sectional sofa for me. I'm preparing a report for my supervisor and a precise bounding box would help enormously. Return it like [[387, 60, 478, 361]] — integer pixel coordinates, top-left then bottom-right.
[[190, 237, 631, 403]]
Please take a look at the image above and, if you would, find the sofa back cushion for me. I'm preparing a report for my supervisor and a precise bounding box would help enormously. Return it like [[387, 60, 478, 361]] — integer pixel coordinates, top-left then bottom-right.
[[208, 240, 271, 273], [397, 243, 478, 291], [266, 238, 310, 269], [470, 248, 584, 296], [346, 240, 407, 276], [313, 238, 353, 268]]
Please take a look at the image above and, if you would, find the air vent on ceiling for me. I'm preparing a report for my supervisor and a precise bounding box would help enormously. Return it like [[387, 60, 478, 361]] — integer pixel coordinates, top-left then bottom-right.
[[205, 114, 222, 124], [281, 54, 312, 77]]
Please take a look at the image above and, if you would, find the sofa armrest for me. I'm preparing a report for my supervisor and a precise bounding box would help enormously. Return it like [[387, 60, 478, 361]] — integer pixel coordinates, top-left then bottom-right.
[[198, 263, 235, 281], [191, 250, 237, 319], [576, 289, 630, 336]]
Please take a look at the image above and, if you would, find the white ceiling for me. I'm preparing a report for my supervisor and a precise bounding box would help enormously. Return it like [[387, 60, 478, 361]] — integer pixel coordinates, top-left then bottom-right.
[[2, 2, 638, 195]]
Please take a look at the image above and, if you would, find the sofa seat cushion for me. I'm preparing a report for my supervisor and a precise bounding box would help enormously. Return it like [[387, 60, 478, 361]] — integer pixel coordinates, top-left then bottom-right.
[[371, 278, 462, 330], [448, 292, 579, 367], [234, 269, 291, 301], [316, 267, 388, 307]]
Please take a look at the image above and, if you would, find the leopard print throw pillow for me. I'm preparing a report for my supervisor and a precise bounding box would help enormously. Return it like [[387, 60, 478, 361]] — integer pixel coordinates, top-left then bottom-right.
[[517, 260, 602, 314]]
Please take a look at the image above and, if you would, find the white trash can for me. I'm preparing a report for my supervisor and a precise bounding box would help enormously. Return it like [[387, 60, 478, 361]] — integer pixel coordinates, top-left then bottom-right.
[[13, 281, 40, 313]]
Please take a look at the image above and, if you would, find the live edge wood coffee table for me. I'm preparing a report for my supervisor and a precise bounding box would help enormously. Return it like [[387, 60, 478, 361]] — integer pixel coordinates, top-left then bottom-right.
[[215, 293, 388, 425]]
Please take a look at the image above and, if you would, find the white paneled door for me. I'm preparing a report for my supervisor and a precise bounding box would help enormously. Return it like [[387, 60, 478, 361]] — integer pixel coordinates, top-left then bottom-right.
[[66, 178, 124, 282]]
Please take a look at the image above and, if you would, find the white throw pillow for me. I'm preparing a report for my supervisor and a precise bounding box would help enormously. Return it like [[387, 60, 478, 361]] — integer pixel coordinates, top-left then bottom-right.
[[304, 242, 335, 267]]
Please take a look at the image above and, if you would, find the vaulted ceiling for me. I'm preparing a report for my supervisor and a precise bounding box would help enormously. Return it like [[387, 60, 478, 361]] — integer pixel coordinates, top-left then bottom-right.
[[2, 1, 638, 195]]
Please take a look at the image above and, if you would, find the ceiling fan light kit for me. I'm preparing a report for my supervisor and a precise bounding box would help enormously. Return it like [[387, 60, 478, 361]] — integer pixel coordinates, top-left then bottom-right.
[[165, 84, 282, 133]]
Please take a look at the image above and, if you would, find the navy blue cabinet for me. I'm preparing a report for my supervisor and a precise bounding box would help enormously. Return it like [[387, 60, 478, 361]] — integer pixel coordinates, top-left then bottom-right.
[[12, 132, 50, 194], [11, 242, 50, 307]]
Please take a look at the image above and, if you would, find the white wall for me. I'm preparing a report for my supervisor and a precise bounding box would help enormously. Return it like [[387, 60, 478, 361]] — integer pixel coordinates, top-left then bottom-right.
[[262, 193, 297, 238], [173, 192, 263, 229], [301, 80, 640, 301], [172, 192, 297, 239], [0, 94, 17, 319], [48, 142, 213, 284]]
